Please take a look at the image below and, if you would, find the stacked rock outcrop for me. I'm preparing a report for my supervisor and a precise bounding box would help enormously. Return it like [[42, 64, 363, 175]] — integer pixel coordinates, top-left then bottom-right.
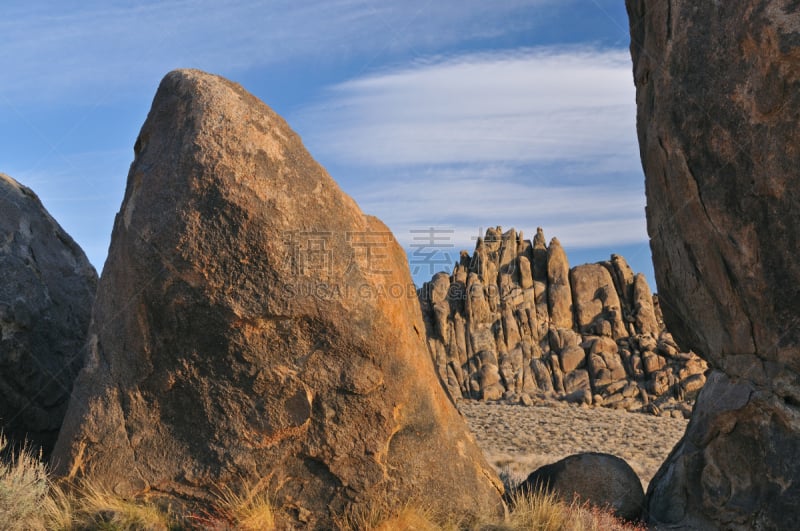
[[628, 1, 800, 528], [0, 173, 97, 455], [419, 227, 707, 415], [51, 69, 503, 528]]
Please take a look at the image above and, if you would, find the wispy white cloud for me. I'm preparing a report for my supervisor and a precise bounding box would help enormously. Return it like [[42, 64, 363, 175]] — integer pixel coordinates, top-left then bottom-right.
[[298, 46, 638, 168], [0, 0, 560, 102]]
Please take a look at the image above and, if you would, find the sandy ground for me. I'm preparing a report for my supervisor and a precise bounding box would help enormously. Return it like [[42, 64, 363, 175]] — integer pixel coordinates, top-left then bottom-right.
[[457, 400, 688, 491]]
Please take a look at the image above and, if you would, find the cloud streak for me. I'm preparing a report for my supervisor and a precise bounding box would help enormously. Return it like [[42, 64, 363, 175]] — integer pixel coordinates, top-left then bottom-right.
[[300, 46, 639, 169], [294, 46, 646, 263]]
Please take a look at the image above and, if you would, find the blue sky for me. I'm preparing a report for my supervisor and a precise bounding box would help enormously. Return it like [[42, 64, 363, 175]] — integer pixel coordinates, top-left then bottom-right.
[[0, 1, 655, 288]]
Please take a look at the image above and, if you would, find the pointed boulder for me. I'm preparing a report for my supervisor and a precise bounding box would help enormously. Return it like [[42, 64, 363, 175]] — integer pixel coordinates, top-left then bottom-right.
[[51, 70, 502, 528], [546, 237, 573, 329]]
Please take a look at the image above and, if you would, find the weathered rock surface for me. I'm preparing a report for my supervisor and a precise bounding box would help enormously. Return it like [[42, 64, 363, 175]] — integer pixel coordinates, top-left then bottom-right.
[[628, 1, 800, 528], [419, 227, 707, 415], [0, 174, 97, 455], [547, 238, 573, 330], [571, 263, 626, 338], [519, 452, 645, 521], [51, 69, 503, 528]]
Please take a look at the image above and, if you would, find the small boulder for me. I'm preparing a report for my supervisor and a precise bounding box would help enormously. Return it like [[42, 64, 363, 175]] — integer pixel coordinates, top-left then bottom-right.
[[563, 388, 591, 405], [570, 263, 627, 338], [559, 345, 586, 373], [519, 452, 644, 521]]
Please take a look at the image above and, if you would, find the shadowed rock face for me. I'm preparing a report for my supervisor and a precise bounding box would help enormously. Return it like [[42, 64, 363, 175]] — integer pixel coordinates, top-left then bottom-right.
[[51, 69, 503, 528], [0, 174, 97, 456], [627, 1, 800, 528]]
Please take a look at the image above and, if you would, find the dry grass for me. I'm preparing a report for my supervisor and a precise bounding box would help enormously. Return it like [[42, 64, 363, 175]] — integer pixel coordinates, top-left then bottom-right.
[[189, 479, 276, 530], [335, 498, 465, 531], [73, 481, 177, 530], [0, 434, 281, 530], [0, 434, 176, 530], [38, 481, 76, 530], [372, 507, 445, 531], [0, 462, 648, 531], [501, 487, 645, 531], [505, 487, 569, 530], [333, 487, 644, 531], [0, 431, 647, 530]]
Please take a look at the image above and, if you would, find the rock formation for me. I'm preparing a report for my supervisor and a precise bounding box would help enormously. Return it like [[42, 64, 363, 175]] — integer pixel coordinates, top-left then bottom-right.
[[0, 173, 97, 455], [419, 227, 707, 415], [628, 1, 800, 528], [51, 69, 503, 528], [519, 452, 645, 522]]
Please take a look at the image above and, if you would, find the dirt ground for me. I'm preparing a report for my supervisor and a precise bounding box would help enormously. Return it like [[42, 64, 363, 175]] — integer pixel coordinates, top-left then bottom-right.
[[457, 400, 688, 491]]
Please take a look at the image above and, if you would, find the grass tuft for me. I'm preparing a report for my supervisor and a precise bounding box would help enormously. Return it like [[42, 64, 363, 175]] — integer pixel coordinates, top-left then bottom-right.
[[74, 481, 176, 530], [505, 485, 570, 530], [187, 477, 276, 530], [502, 485, 647, 531], [335, 500, 456, 531], [39, 481, 76, 530]]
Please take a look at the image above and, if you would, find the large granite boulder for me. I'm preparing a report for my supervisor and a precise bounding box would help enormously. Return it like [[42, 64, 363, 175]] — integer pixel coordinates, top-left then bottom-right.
[[0, 174, 97, 455], [51, 69, 503, 528], [628, 1, 800, 528]]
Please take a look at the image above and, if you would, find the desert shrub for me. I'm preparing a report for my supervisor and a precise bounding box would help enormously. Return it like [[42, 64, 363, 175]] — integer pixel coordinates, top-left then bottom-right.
[[0, 440, 176, 531], [0, 434, 50, 530]]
